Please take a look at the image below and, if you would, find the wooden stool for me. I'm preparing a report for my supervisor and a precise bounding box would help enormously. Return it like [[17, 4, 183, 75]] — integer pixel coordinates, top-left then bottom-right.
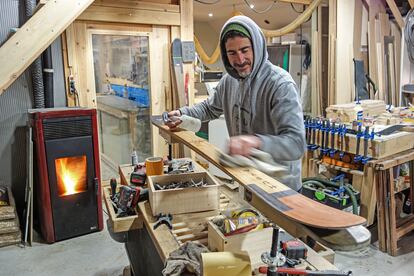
[[375, 149, 414, 256]]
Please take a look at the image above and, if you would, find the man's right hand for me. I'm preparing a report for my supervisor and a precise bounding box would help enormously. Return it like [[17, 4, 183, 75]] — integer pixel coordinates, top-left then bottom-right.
[[165, 110, 182, 129]]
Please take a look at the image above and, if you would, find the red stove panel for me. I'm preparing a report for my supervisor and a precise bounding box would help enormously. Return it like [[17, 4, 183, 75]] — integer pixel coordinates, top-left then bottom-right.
[[31, 108, 103, 243]]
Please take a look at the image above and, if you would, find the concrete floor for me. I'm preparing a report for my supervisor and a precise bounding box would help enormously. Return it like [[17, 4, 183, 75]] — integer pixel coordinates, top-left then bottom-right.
[[2, 213, 414, 276], [2, 161, 414, 275], [335, 233, 414, 276], [0, 211, 128, 276]]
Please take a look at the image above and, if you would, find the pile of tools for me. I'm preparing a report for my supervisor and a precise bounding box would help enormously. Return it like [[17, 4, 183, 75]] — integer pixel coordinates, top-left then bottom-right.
[[154, 178, 209, 190], [130, 159, 195, 186], [258, 227, 352, 276], [304, 117, 375, 168], [109, 179, 148, 218]]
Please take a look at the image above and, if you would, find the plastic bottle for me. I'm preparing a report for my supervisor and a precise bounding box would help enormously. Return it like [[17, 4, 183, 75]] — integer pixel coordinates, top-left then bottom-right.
[[131, 150, 138, 166], [354, 102, 363, 123], [179, 115, 202, 132]]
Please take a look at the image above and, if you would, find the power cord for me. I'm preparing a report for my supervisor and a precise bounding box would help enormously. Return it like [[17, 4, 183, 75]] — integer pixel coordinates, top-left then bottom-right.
[[243, 0, 278, 14], [194, 0, 221, 4]]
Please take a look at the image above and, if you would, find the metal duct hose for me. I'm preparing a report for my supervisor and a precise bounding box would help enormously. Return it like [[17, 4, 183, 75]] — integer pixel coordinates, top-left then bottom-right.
[[405, 8, 414, 63], [26, 0, 45, 108], [42, 46, 54, 107]]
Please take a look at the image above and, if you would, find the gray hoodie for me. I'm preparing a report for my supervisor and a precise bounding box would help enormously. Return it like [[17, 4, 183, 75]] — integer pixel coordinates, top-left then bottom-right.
[[180, 16, 306, 191]]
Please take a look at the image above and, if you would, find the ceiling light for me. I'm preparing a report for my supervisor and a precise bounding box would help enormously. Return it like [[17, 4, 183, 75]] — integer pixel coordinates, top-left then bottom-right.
[[208, 13, 213, 17], [250, 4, 254, 9]]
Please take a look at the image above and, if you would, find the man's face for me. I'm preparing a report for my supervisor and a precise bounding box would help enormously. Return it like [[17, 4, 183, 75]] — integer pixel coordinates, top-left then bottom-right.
[[225, 36, 253, 78]]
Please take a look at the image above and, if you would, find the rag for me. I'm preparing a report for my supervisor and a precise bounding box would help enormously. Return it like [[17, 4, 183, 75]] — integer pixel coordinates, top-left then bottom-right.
[[219, 148, 288, 176], [162, 241, 210, 276]]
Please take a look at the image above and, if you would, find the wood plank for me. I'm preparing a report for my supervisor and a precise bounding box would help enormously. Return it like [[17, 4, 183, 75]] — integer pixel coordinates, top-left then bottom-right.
[[327, 0, 337, 106], [388, 169, 398, 255], [0, 0, 94, 95], [92, 0, 180, 12], [385, 0, 404, 30], [390, 23, 401, 105], [336, 0, 355, 104], [150, 26, 170, 157], [152, 117, 367, 230], [77, 5, 180, 26]]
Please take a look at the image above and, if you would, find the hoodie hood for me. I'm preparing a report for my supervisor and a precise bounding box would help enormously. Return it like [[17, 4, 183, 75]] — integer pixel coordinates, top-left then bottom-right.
[[220, 15, 268, 80]]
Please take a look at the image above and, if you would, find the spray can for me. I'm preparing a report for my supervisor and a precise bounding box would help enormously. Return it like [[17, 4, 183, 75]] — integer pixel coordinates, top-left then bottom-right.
[[131, 150, 138, 166]]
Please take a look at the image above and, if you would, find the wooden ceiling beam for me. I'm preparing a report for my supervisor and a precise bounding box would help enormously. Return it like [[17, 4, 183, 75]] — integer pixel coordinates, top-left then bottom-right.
[[280, 0, 312, 4], [0, 0, 94, 95]]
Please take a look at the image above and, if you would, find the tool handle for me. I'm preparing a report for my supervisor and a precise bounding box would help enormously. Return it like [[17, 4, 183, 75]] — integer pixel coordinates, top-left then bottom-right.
[[270, 226, 280, 257]]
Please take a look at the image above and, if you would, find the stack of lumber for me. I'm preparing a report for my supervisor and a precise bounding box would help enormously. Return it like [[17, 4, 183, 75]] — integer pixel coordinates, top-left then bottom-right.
[[365, 1, 403, 106], [326, 99, 386, 122], [0, 186, 21, 247]]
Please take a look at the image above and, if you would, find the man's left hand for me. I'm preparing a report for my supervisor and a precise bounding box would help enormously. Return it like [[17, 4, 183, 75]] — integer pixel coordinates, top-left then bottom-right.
[[228, 135, 262, 156]]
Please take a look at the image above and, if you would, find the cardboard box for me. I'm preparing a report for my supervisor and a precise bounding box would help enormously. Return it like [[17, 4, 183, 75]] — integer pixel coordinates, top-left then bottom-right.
[[148, 172, 220, 216], [103, 187, 141, 233], [207, 220, 273, 266]]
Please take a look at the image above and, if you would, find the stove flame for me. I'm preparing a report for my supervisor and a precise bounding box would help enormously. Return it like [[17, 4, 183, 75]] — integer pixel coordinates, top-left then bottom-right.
[[55, 156, 87, 196]]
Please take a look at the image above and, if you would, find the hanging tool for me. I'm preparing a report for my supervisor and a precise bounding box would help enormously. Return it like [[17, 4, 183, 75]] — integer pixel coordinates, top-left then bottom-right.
[[324, 120, 330, 156], [329, 122, 337, 158], [319, 120, 326, 159], [361, 128, 375, 164], [305, 118, 311, 148], [339, 124, 347, 160], [354, 123, 363, 163], [309, 119, 319, 151]]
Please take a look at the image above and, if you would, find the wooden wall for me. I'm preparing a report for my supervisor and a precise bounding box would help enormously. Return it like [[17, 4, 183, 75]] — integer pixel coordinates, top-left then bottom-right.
[[63, 0, 193, 157]]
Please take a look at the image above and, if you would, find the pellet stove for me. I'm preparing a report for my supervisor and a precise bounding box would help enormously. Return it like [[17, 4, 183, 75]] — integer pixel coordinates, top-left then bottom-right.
[[30, 108, 103, 243]]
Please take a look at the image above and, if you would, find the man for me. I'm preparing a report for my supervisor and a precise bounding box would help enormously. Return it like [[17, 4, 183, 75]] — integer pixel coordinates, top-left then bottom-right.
[[166, 16, 306, 191]]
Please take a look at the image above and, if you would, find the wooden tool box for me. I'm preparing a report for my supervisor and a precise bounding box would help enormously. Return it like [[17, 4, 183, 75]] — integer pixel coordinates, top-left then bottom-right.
[[148, 171, 220, 216], [207, 220, 273, 266], [103, 186, 142, 233]]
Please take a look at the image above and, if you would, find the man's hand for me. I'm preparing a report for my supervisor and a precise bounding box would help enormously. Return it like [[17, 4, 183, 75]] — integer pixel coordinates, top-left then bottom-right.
[[228, 135, 262, 156], [165, 110, 182, 129]]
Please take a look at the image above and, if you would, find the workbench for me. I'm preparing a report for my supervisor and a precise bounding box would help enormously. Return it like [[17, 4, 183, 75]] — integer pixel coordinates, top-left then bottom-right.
[[118, 165, 339, 275], [97, 95, 150, 165]]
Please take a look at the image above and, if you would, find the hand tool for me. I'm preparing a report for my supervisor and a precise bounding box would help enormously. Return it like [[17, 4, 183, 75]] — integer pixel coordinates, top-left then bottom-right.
[[131, 187, 148, 208], [375, 124, 405, 136], [362, 128, 375, 164], [308, 119, 319, 151], [323, 120, 330, 156], [110, 178, 117, 199], [305, 118, 311, 149], [261, 226, 286, 276], [117, 185, 137, 212], [130, 164, 146, 186], [353, 123, 363, 163], [280, 240, 308, 260], [257, 267, 352, 275], [339, 124, 346, 160], [153, 213, 173, 230], [329, 122, 337, 158], [319, 120, 326, 159]]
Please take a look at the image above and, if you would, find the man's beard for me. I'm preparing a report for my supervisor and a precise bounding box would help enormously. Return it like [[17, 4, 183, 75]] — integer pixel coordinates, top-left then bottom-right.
[[234, 61, 251, 78], [238, 71, 250, 78]]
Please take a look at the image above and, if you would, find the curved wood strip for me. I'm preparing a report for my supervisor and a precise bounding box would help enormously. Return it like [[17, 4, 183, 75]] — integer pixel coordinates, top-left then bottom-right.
[[152, 116, 366, 229]]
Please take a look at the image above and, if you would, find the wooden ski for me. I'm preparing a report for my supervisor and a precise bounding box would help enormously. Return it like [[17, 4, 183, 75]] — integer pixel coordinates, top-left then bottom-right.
[[152, 116, 366, 230]]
